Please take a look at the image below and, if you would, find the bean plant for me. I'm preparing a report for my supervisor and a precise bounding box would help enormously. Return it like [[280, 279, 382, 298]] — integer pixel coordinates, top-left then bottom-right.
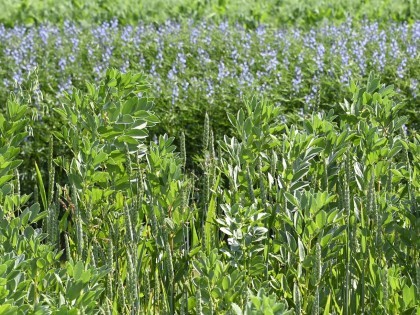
[[0, 68, 418, 313]]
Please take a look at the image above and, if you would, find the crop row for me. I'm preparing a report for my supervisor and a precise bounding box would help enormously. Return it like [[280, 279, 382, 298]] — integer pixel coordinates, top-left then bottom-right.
[[1, 19, 419, 160], [1, 0, 419, 27]]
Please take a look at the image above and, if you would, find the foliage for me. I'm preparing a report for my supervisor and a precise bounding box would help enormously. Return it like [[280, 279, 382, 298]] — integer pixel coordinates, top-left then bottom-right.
[[0, 20, 418, 179], [0, 0, 418, 27], [0, 94, 107, 314], [0, 68, 418, 313]]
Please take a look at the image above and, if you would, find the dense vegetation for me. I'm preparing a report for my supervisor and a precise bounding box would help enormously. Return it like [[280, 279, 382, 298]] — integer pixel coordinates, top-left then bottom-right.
[[1, 0, 419, 27], [1, 20, 419, 169], [0, 1, 419, 314]]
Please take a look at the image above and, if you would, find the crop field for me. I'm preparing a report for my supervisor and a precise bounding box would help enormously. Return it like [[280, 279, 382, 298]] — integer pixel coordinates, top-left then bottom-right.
[[0, 1, 419, 314]]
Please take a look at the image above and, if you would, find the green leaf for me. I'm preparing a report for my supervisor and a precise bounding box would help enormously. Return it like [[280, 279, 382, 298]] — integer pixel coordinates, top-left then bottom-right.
[[315, 210, 327, 229], [232, 303, 243, 315], [284, 192, 299, 208], [116, 135, 139, 144], [121, 98, 137, 115], [378, 84, 394, 97], [220, 227, 232, 236], [204, 173, 220, 254], [107, 78, 117, 87], [387, 143, 402, 159], [69, 173, 83, 190], [92, 172, 110, 183], [402, 284, 415, 307], [73, 261, 84, 282], [19, 208, 31, 226], [98, 126, 121, 139], [2, 183, 12, 195], [36, 258, 46, 268], [291, 167, 309, 184], [290, 181, 309, 192], [86, 81, 96, 97], [320, 234, 332, 247], [132, 121, 148, 130], [0, 175, 14, 187], [80, 269, 91, 284], [28, 203, 41, 222], [323, 294, 331, 315], [0, 264, 6, 275], [66, 282, 85, 301], [34, 162, 47, 212], [30, 209, 47, 224], [124, 128, 148, 139], [0, 304, 18, 315], [92, 152, 108, 167], [297, 238, 305, 262]]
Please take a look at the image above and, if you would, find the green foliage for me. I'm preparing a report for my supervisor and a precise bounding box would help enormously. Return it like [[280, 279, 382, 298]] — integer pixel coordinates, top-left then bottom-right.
[[0, 69, 418, 313], [0, 0, 417, 27], [1, 19, 418, 175], [232, 288, 294, 315]]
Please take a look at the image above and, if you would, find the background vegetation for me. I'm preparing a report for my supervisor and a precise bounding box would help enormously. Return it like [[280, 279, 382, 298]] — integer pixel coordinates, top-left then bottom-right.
[[0, 0, 419, 27], [0, 20, 418, 173]]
